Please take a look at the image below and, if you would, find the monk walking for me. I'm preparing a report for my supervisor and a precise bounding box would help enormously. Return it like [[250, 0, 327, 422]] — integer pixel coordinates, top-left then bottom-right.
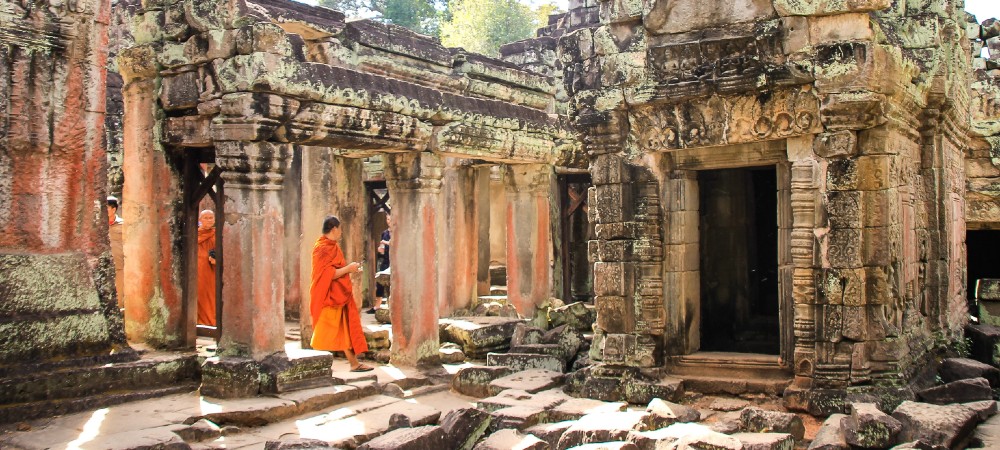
[[197, 210, 218, 326], [107, 196, 125, 308], [311, 215, 372, 372]]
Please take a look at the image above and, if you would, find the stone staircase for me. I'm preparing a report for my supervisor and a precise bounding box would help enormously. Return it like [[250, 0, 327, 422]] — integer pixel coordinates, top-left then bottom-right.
[[0, 351, 200, 423], [664, 352, 792, 396]]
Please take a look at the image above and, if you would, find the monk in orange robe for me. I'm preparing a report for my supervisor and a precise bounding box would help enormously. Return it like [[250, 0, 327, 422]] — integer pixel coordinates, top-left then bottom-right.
[[311, 215, 372, 371], [197, 210, 217, 326]]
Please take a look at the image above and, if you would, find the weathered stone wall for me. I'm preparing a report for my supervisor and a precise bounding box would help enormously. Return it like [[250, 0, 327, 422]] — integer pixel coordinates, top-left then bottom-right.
[[968, 17, 1000, 227], [537, 0, 973, 412], [0, 0, 128, 368], [106, 0, 141, 198]]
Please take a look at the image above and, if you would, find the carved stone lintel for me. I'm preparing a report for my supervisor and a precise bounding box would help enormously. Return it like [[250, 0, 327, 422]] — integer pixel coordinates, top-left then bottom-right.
[[215, 141, 292, 190]]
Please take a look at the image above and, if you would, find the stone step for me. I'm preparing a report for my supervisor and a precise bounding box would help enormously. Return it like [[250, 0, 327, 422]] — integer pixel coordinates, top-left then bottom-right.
[[0, 352, 200, 423], [665, 352, 790, 396], [186, 381, 381, 427], [475, 295, 510, 307], [490, 285, 508, 296]]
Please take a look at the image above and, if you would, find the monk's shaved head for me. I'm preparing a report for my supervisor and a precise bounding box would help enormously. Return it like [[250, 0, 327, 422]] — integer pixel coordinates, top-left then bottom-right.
[[200, 210, 214, 219]]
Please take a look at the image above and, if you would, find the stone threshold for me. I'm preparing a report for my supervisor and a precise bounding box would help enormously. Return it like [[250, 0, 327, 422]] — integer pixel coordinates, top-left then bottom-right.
[[665, 352, 792, 396]]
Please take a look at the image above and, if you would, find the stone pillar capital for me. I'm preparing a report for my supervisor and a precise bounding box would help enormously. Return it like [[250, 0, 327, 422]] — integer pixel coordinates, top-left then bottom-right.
[[216, 141, 292, 190], [385, 152, 443, 192], [117, 45, 161, 84], [504, 163, 554, 194]]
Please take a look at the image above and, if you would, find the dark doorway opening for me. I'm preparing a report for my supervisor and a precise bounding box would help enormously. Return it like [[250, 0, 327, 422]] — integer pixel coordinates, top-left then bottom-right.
[[699, 166, 779, 355], [968, 230, 1000, 316], [366, 180, 390, 311], [184, 154, 224, 341], [559, 173, 593, 304]]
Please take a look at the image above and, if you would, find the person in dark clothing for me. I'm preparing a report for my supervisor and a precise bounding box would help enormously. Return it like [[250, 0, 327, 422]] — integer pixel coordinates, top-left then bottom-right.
[[368, 213, 391, 313]]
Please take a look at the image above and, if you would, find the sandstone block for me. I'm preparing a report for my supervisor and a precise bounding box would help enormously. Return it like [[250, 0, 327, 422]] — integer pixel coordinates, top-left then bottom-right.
[[740, 407, 805, 440], [489, 369, 565, 396], [556, 411, 649, 450], [841, 403, 901, 448], [916, 377, 993, 404], [440, 346, 466, 364], [441, 408, 492, 450], [452, 366, 514, 398], [548, 302, 595, 332], [490, 405, 549, 431], [644, 398, 700, 429], [264, 438, 337, 449], [512, 323, 546, 346], [570, 443, 637, 450], [487, 353, 565, 372], [939, 358, 1000, 387], [442, 317, 523, 358], [358, 425, 446, 450], [527, 421, 575, 448], [475, 429, 548, 450], [200, 357, 261, 398], [552, 397, 628, 423], [259, 351, 334, 394], [892, 401, 978, 449], [478, 388, 569, 413], [732, 432, 795, 450], [962, 400, 998, 421], [175, 418, 222, 442], [808, 413, 848, 450]]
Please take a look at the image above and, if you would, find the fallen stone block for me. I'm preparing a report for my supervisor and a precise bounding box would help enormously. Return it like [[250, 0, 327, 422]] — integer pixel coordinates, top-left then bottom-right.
[[841, 403, 901, 449], [892, 401, 978, 449], [478, 388, 569, 412], [443, 317, 524, 358], [569, 443, 637, 450], [550, 398, 627, 422], [548, 301, 595, 332], [388, 412, 412, 430], [541, 325, 584, 359], [527, 421, 576, 448], [374, 307, 391, 324], [487, 353, 565, 372], [174, 418, 221, 442], [201, 357, 262, 398], [365, 330, 391, 350], [441, 407, 493, 450], [383, 383, 406, 399], [265, 438, 339, 449], [644, 398, 700, 429], [556, 411, 650, 450], [358, 425, 446, 450], [966, 324, 1000, 366], [511, 344, 569, 360], [732, 432, 794, 450], [475, 428, 548, 450], [709, 411, 743, 434], [512, 323, 546, 346], [740, 407, 804, 441], [963, 400, 998, 421], [491, 405, 550, 431], [453, 366, 514, 398], [917, 377, 993, 404], [889, 441, 947, 449], [640, 423, 741, 450], [624, 376, 684, 405], [489, 369, 565, 396], [259, 351, 335, 394], [440, 347, 466, 364], [939, 358, 1000, 387]]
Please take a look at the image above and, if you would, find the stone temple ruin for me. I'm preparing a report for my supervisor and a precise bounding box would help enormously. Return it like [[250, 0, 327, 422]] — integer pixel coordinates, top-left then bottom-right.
[[7, 0, 1000, 447]]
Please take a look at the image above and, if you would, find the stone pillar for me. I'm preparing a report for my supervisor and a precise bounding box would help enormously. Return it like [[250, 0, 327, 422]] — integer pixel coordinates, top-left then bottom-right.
[[298, 149, 367, 348], [505, 164, 555, 317], [119, 46, 188, 348], [215, 141, 291, 360], [489, 166, 508, 275], [476, 166, 492, 296], [386, 152, 443, 366], [439, 159, 479, 316]]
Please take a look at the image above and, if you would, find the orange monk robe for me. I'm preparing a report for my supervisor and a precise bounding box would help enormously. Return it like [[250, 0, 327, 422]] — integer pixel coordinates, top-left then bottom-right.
[[197, 227, 217, 326], [310, 236, 368, 354]]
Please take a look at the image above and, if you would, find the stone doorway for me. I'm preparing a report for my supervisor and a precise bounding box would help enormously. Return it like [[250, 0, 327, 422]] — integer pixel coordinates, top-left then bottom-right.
[[185, 158, 225, 341], [698, 166, 780, 355], [967, 229, 1000, 317], [558, 173, 593, 304]]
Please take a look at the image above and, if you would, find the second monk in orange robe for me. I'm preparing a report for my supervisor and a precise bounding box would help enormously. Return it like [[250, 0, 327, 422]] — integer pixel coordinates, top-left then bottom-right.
[[310, 215, 371, 371], [197, 210, 217, 326]]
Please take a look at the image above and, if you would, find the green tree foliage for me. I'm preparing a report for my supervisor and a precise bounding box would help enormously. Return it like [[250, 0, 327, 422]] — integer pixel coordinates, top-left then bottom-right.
[[318, 0, 441, 35], [439, 0, 541, 56]]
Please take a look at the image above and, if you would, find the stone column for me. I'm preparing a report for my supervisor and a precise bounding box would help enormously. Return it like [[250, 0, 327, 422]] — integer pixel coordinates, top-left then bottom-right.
[[489, 166, 508, 275], [438, 159, 479, 316], [386, 152, 443, 366], [298, 149, 367, 348], [214, 141, 291, 360], [119, 46, 188, 348], [505, 164, 555, 317], [475, 166, 492, 296]]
